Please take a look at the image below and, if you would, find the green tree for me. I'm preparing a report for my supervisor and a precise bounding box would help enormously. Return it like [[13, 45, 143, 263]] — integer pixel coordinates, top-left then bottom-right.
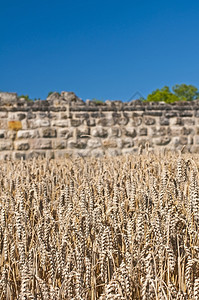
[[172, 84, 199, 101], [146, 86, 180, 103]]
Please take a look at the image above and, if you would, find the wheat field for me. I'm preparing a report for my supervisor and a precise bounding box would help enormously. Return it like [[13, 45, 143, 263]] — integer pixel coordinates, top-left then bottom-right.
[[0, 152, 199, 299]]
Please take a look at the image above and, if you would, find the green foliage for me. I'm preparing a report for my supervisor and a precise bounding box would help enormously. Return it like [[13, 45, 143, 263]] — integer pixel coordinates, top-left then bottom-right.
[[172, 84, 199, 101], [146, 84, 199, 103], [19, 94, 33, 102], [47, 91, 54, 97], [146, 86, 179, 103], [91, 98, 104, 105]]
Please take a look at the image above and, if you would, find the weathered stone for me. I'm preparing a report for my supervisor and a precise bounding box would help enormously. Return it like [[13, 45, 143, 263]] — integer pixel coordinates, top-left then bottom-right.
[[165, 111, 177, 118], [173, 136, 188, 146], [76, 127, 90, 138], [32, 119, 50, 128], [70, 119, 83, 127], [7, 131, 17, 140], [27, 151, 46, 159], [179, 111, 193, 117], [17, 113, 26, 120], [27, 112, 36, 119], [150, 127, 167, 137], [144, 117, 156, 125], [117, 138, 134, 148], [68, 139, 87, 149], [108, 127, 121, 137], [97, 118, 115, 127], [181, 127, 194, 135], [75, 113, 89, 119], [17, 130, 38, 139], [8, 121, 22, 130], [160, 117, 169, 126], [91, 127, 108, 138], [0, 112, 8, 118], [90, 149, 105, 157], [46, 92, 61, 101], [53, 140, 66, 149], [58, 128, 73, 139], [15, 141, 30, 150], [138, 128, 147, 136], [12, 152, 26, 160], [86, 118, 96, 126], [102, 139, 117, 148], [32, 139, 52, 149], [51, 120, 69, 127], [87, 138, 101, 149], [106, 149, 121, 156], [124, 128, 136, 138], [0, 92, 17, 102], [0, 141, 13, 151], [183, 118, 195, 126], [136, 138, 152, 147], [130, 117, 142, 126], [41, 128, 57, 138], [154, 137, 171, 145], [0, 130, 6, 138]]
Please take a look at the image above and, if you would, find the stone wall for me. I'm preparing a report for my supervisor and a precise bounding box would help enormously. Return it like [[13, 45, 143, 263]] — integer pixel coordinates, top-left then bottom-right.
[[0, 91, 199, 159]]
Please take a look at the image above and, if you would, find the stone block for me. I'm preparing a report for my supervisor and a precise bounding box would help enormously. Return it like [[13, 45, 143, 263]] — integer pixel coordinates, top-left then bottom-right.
[[32, 139, 52, 150], [0, 141, 13, 151], [53, 140, 66, 149], [0, 130, 6, 138], [124, 128, 137, 138], [27, 112, 36, 119], [144, 117, 156, 125], [183, 118, 195, 126], [173, 136, 188, 146], [102, 139, 117, 148], [116, 116, 129, 125], [15, 141, 30, 150], [106, 149, 121, 156], [41, 128, 57, 138], [91, 127, 108, 138], [70, 119, 83, 127], [17, 130, 38, 139], [159, 117, 170, 126], [8, 121, 22, 130], [108, 127, 121, 137], [68, 139, 87, 149], [117, 138, 134, 148], [58, 128, 73, 139], [86, 118, 96, 126], [0, 112, 8, 118], [181, 127, 194, 135], [87, 138, 101, 149], [164, 111, 177, 118], [179, 111, 193, 117], [97, 118, 115, 127], [90, 149, 105, 157], [76, 127, 90, 138], [17, 113, 26, 120], [27, 151, 46, 159], [75, 113, 89, 119], [7, 131, 17, 140], [129, 117, 142, 127], [150, 127, 167, 137], [154, 137, 171, 145], [12, 152, 26, 160], [138, 128, 147, 136], [51, 120, 69, 127], [32, 119, 50, 128]]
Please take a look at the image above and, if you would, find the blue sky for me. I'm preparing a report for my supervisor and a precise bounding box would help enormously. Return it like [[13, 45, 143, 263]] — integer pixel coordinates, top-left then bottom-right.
[[1, 0, 199, 101]]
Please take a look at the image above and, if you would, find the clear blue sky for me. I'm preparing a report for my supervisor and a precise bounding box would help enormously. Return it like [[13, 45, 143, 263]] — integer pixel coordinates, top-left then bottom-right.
[[1, 0, 199, 101]]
